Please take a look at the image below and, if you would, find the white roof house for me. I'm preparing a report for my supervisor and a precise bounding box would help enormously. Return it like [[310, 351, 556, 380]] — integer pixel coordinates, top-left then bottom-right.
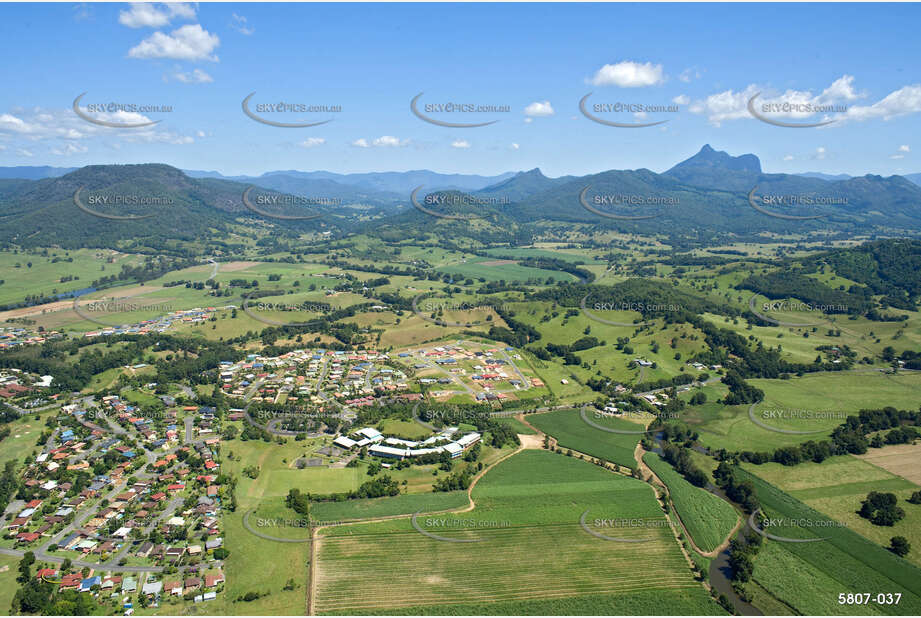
[[333, 436, 357, 449], [368, 444, 408, 459], [384, 437, 419, 448], [456, 432, 481, 449], [142, 581, 162, 596], [357, 427, 383, 440], [443, 442, 463, 458]]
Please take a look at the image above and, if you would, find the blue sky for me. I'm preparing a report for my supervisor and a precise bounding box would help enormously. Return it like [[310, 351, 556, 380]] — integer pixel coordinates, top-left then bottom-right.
[[1, 2, 919, 177]]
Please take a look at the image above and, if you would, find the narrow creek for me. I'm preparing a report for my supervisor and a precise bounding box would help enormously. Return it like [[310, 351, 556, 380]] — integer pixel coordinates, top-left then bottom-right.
[[651, 433, 763, 616]]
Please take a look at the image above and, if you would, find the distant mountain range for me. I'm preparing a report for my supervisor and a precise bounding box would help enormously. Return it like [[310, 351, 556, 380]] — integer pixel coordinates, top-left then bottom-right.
[[2, 145, 920, 249]]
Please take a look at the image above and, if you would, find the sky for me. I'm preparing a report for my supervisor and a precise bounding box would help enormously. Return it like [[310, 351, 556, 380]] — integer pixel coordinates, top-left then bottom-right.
[[0, 2, 919, 177]]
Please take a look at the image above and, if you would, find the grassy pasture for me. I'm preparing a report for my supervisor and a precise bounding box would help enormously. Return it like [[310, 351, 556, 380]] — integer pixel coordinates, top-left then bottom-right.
[[743, 454, 921, 567], [682, 371, 921, 453], [736, 466, 921, 615]]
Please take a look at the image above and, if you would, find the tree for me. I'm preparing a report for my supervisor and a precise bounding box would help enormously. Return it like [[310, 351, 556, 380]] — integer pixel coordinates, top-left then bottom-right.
[[859, 492, 905, 526], [17, 551, 35, 584], [889, 536, 910, 557]]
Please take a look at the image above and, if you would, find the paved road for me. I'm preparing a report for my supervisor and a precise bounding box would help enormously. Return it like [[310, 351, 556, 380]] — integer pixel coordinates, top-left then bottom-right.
[[4, 401, 58, 416]]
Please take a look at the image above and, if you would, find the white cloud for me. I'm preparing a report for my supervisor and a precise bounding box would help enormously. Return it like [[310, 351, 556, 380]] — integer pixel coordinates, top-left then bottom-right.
[[0, 106, 197, 151], [589, 61, 664, 87], [171, 68, 213, 83], [890, 145, 909, 160], [168, 3, 196, 20], [373, 135, 406, 147], [818, 75, 862, 102], [783, 154, 794, 161], [51, 143, 88, 156], [0, 113, 34, 135], [814, 146, 827, 160], [17, 149, 33, 157], [687, 84, 757, 126], [352, 136, 407, 148], [678, 68, 701, 83], [119, 3, 196, 28], [523, 117, 533, 124], [231, 13, 254, 35], [842, 85, 921, 122], [196, 130, 206, 138], [299, 137, 326, 148], [672, 94, 689, 105], [524, 101, 554, 117], [129, 24, 220, 62], [510, 143, 519, 150], [72, 3, 91, 21], [451, 139, 470, 149], [686, 75, 921, 126]]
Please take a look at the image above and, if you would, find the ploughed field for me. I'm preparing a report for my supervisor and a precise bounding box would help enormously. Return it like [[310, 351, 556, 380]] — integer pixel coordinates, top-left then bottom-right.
[[312, 450, 721, 615]]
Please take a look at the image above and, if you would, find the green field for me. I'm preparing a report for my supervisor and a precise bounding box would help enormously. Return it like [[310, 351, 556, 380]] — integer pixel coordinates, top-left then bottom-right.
[[482, 247, 604, 265], [0, 554, 20, 613], [526, 408, 643, 469], [436, 257, 578, 283], [310, 491, 469, 522], [736, 466, 921, 615], [313, 450, 720, 615], [742, 454, 921, 567], [494, 415, 537, 435], [0, 411, 49, 467], [644, 452, 738, 554], [683, 371, 921, 453]]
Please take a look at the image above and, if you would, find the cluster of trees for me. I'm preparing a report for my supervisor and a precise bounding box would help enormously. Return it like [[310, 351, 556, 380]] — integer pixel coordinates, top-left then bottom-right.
[[721, 370, 764, 405], [728, 529, 764, 591], [713, 462, 760, 513], [804, 239, 921, 310], [858, 492, 905, 526], [738, 406, 921, 466], [311, 475, 402, 503], [433, 469, 473, 492], [11, 553, 99, 615], [660, 442, 708, 487], [0, 460, 19, 515], [739, 269, 872, 316], [485, 305, 541, 348], [285, 488, 310, 515]]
